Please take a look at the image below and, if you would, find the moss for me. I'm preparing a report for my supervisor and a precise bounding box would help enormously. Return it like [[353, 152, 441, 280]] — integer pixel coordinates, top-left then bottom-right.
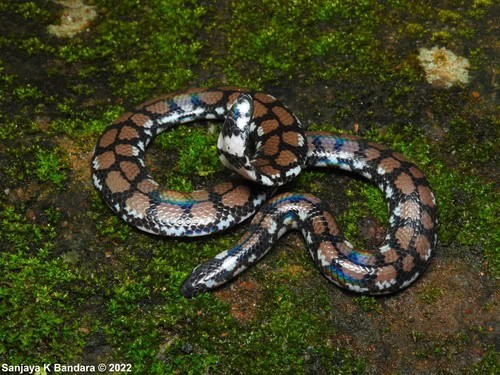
[[0, 204, 87, 362], [34, 147, 69, 188], [0, 0, 497, 373], [353, 296, 381, 313], [417, 286, 445, 304], [472, 345, 499, 374]]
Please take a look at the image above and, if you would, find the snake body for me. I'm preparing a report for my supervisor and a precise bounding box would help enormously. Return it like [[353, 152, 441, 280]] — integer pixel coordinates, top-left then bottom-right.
[[91, 87, 437, 297]]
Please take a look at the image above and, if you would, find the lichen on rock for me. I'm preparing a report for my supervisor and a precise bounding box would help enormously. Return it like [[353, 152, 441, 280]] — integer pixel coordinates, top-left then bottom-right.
[[417, 46, 470, 88], [47, 0, 97, 38]]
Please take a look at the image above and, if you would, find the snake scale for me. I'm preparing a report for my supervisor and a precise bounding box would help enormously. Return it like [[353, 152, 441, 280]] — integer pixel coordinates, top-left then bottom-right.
[[91, 87, 437, 298]]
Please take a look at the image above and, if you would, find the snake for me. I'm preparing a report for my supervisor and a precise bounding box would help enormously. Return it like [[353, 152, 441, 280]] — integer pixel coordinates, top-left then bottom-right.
[[91, 87, 437, 298]]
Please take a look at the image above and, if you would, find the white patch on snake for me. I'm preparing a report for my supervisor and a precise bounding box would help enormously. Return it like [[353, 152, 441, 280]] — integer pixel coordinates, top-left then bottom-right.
[[375, 279, 396, 290], [215, 250, 230, 260], [249, 121, 257, 133], [268, 220, 278, 234], [219, 134, 246, 157], [137, 141, 145, 151], [401, 272, 420, 289], [215, 106, 225, 115], [218, 216, 235, 231], [222, 256, 238, 272], [385, 186, 394, 199], [285, 165, 301, 178], [254, 173, 272, 186], [131, 146, 140, 156], [92, 174, 102, 189], [361, 171, 372, 179], [377, 166, 386, 175], [351, 159, 366, 171], [277, 227, 288, 238], [298, 210, 308, 221], [380, 244, 391, 253], [346, 284, 369, 293], [424, 245, 433, 260]]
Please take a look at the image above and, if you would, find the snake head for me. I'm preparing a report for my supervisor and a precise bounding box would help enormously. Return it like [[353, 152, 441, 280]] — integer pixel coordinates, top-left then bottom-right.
[[217, 94, 254, 175]]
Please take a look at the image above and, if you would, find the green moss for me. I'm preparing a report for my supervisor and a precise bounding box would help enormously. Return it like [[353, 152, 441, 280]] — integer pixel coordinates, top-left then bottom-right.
[[417, 286, 445, 304], [0, 0, 497, 373], [34, 147, 68, 188], [0, 204, 86, 362], [353, 296, 381, 313], [473, 345, 499, 374]]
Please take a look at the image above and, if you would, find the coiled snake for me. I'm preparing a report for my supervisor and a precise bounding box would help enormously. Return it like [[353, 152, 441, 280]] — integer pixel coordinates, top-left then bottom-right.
[[91, 87, 437, 297]]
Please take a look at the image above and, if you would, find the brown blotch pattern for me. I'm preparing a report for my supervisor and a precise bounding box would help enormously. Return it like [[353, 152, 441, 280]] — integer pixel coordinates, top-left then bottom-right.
[[99, 128, 118, 147], [253, 158, 269, 167], [383, 248, 399, 263], [157, 202, 184, 222], [146, 101, 169, 114], [113, 111, 133, 124], [119, 126, 139, 140], [190, 202, 218, 222], [364, 147, 381, 161], [402, 255, 415, 272], [399, 201, 421, 220], [191, 190, 210, 201], [409, 166, 424, 179], [120, 161, 140, 181], [221, 185, 251, 208], [254, 93, 276, 103], [376, 266, 397, 283], [418, 185, 435, 207], [343, 264, 366, 281], [282, 131, 301, 147], [161, 190, 189, 201], [115, 144, 135, 157], [131, 113, 151, 127], [271, 106, 294, 125], [392, 152, 410, 163], [125, 192, 150, 217], [379, 157, 401, 173], [395, 173, 415, 195], [199, 91, 223, 105], [312, 216, 326, 235], [395, 225, 414, 249], [227, 93, 241, 106], [106, 171, 130, 193], [253, 101, 268, 118], [95, 151, 115, 169], [259, 215, 275, 231], [138, 179, 159, 193], [421, 210, 434, 229], [263, 135, 280, 155], [213, 182, 234, 195], [318, 241, 339, 264], [260, 119, 279, 134], [260, 165, 280, 176], [415, 234, 430, 259], [323, 211, 340, 235], [276, 150, 296, 166]]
